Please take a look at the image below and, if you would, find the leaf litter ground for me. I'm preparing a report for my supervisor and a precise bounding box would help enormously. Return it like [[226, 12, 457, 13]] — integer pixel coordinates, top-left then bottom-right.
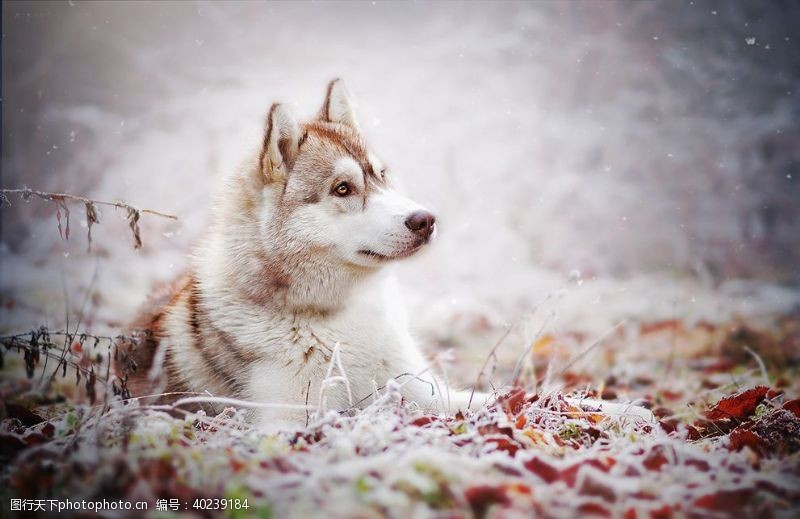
[[1, 315, 799, 518]]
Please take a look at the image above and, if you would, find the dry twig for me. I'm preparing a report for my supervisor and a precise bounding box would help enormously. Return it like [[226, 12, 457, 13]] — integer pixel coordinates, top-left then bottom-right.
[[0, 187, 177, 249]]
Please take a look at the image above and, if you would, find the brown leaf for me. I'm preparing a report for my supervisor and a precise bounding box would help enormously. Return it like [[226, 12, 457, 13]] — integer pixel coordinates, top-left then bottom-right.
[[706, 386, 769, 421], [783, 399, 800, 418], [4, 403, 44, 426], [728, 428, 766, 454], [54, 198, 64, 239], [497, 388, 526, 416], [85, 201, 100, 251], [485, 437, 521, 457], [693, 489, 755, 512], [411, 416, 438, 427], [649, 505, 674, 519], [561, 459, 613, 487], [642, 446, 669, 471], [524, 456, 560, 483], [465, 485, 509, 517], [577, 502, 611, 517], [127, 207, 142, 249]]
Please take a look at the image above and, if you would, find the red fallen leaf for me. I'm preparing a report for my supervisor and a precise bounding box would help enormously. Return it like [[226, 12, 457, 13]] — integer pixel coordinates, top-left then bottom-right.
[[728, 428, 766, 454], [624, 466, 641, 477], [515, 415, 527, 429], [659, 418, 680, 435], [706, 386, 769, 421], [578, 476, 616, 502], [291, 429, 323, 445], [561, 459, 613, 487], [652, 406, 673, 419], [693, 489, 754, 511], [498, 389, 526, 415], [783, 399, 800, 418], [22, 432, 48, 446], [464, 485, 509, 516], [756, 480, 800, 500], [650, 504, 673, 518], [411, 416, 438, 427], [486, 437, 521, 456], [685, 424, 702, 441], [642, 447, 669, 471], [524, 457, 560, 483], [766, 388, 783, 399], [230, 457, 246, 472], [71, 341, 83, 353], [478, 423, 515, 438], [40, 422, 55, 438], [577, 502, 611, 517]]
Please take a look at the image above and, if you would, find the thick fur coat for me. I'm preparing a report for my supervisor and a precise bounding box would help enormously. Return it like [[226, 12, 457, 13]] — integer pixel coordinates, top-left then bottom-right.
[[117, 80, 487, 430]]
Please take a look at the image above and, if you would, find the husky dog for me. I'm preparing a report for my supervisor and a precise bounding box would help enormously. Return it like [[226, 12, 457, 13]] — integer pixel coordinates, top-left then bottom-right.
[[118, 79, 488, 430]]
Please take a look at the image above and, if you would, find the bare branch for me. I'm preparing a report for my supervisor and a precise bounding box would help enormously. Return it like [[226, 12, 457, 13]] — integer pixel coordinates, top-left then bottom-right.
[[0, 188, 178, 250]]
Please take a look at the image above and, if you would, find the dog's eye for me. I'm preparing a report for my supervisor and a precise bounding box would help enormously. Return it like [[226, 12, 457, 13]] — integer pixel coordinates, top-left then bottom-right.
[[333, 181, 351, 197]]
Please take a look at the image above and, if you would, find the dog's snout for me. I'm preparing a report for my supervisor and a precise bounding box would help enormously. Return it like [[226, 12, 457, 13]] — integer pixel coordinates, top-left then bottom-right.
[[405, 211, 436, 238]]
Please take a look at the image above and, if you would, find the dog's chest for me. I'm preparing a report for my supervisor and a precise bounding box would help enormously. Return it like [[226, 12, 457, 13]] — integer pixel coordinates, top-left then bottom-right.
[[279, 308, 400, 369], [285, 323, 334, 364]]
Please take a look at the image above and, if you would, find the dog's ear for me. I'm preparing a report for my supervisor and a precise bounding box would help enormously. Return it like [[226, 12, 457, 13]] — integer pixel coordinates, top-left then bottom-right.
[[318, 78, 360, 130], [260, 103, 300, 184]]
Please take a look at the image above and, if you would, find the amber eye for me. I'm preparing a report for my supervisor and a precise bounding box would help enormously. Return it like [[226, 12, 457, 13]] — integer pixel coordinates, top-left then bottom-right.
[[333, 181, 351, 197]]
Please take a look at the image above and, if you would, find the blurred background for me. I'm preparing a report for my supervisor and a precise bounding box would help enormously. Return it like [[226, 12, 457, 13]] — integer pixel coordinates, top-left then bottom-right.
[[2, 1, 799, 381]]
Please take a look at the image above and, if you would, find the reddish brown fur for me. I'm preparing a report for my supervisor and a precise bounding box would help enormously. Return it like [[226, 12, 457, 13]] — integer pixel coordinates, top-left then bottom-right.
[[116, 274, 191, 402], [303, 122, 377, 180]]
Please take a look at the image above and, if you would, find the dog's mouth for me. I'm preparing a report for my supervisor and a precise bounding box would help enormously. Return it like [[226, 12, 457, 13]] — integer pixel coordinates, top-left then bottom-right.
[[358, 243, 424, 262]]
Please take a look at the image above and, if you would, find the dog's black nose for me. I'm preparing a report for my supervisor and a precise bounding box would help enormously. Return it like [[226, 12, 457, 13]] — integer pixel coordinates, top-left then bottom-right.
[[405, 211, 436, 238]]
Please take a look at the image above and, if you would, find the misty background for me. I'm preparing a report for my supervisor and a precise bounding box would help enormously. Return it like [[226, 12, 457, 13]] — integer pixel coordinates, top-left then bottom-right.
[[1, 1, 799, 363]]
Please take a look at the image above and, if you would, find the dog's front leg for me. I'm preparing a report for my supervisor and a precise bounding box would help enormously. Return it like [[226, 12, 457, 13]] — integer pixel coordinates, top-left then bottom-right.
[[244, 361, 318, 433]]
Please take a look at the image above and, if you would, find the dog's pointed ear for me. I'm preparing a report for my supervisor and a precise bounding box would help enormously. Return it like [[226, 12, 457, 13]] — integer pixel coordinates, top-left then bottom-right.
[[260, 103, 300, 184], [318, 78, 360, 130]]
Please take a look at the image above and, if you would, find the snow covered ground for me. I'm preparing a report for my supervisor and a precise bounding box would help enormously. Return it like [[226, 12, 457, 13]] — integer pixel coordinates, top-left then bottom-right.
[[2, 1, 799, 354]]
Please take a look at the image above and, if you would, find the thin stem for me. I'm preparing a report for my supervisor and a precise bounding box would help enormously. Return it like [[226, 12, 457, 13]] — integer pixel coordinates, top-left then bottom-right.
[[0, 188, 178, 220]]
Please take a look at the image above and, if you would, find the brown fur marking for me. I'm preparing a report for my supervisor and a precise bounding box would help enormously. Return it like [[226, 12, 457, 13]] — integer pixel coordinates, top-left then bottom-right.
[[185, 279, 247, 394]]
